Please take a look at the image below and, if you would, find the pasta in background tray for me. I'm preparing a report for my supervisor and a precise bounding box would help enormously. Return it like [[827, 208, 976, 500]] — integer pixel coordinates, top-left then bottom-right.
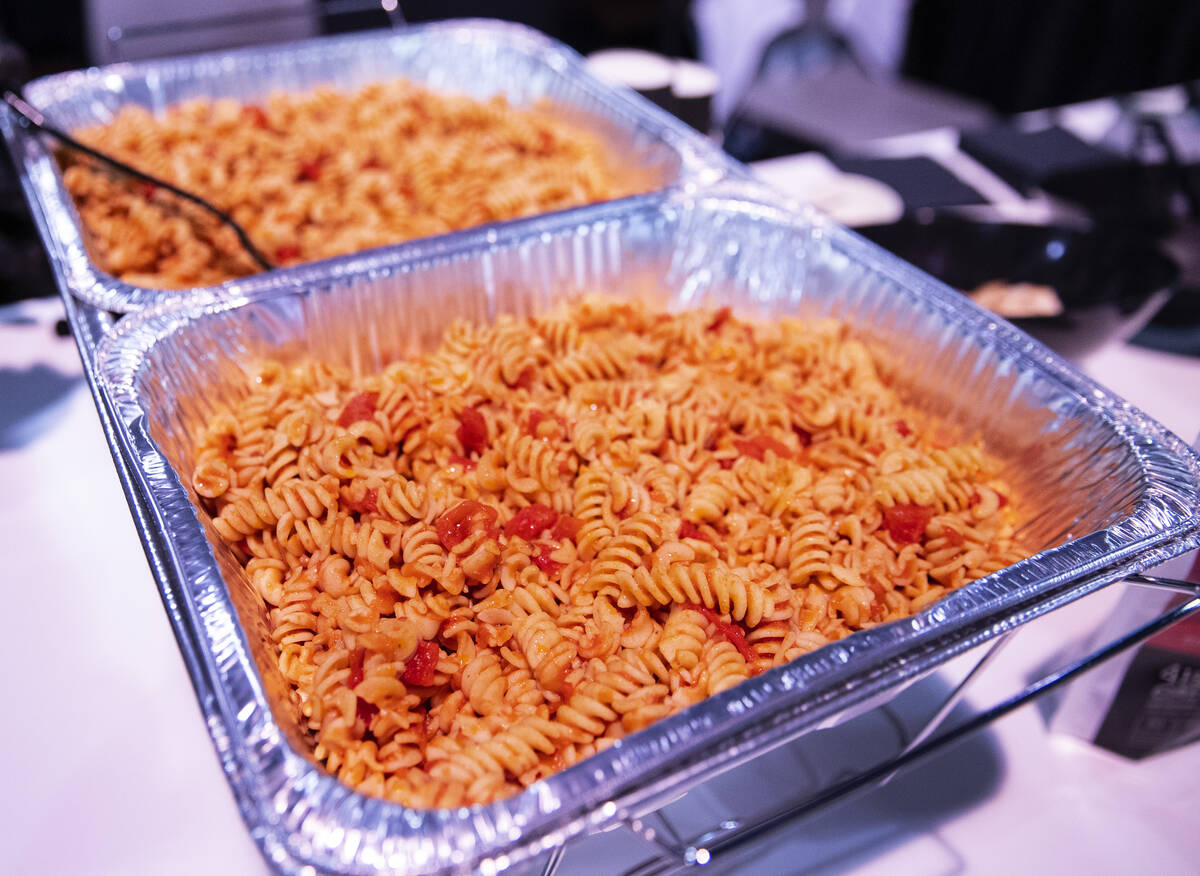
[[2, 19, 738, 313], [94, 182, 1200, 875]]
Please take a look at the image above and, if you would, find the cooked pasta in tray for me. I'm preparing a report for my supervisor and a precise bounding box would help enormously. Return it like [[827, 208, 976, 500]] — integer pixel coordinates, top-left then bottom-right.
[[63, 80, 644, 289], [190, 296, 1028, 809]]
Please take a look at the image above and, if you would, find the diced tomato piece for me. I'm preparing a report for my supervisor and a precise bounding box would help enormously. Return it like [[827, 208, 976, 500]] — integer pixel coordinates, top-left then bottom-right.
[[402, 640, 440, 686], [526, 408, 556, 438], [435, 500, 498, 550], [505, 504, 559, 540], [687, 604, 757, 663], [348, 647, 366, 688], [297, 158, 322, 182], [896, 419, 912, 437], [733, 434, 792, 461], [412, 711, 430, 747], [337, 391, 378, 427], [679, 521, 707, 541], [532, 544, 565, 577], [447, 453, 476, 471], [419, 711, 434, 750], [756, 435, 793, 459], [274, 244, 302, 263], [511, 366, 536, 390], [355, 696, 378, 724], [944, 527, 965, 547], [968, 489, 1007, 508], [457, 406, 488, 456], [882, 503, 934, 544], [343, 487, 378, 515], [706, 307, 732, 332], [242, 105, 271, 129], [733, 438, 763, 460], [550, 515, 582, 541]]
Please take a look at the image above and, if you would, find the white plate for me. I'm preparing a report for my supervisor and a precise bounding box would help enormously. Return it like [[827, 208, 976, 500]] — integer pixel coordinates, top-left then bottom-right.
[[752, 152, 905, 226]]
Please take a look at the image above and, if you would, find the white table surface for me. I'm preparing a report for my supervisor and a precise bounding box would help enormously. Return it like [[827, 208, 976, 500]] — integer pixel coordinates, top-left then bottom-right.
[[2, 294, 1198, 876]]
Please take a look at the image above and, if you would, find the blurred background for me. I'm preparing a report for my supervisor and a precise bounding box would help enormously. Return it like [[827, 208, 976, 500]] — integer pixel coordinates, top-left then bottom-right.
[[4, 0, 1200, 355]]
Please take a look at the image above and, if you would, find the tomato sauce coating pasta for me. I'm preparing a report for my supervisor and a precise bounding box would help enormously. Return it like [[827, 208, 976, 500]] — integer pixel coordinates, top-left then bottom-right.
[[63, 81, 643, 288], [191, 298, 1029, 808]]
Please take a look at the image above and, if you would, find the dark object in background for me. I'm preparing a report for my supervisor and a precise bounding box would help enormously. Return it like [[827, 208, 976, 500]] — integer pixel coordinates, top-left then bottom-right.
[[904, 0, 1200, 114], [958, 126, 1125, 195], [1092, 598, 1200, 760], [960, 124, 1189, 234], [831, 156, 987, 209], [859, 215, 1179, 360]]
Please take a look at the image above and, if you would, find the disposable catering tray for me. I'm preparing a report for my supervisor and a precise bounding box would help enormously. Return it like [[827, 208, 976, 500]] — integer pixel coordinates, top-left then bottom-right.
[[92, 181, 1200, 875], [0, 18, 741, 315]]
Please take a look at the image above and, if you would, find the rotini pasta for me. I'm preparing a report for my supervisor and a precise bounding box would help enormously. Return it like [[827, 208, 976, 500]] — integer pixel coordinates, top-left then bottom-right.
[[191, 297, 1029, 809], [63, 81, 645, 289]]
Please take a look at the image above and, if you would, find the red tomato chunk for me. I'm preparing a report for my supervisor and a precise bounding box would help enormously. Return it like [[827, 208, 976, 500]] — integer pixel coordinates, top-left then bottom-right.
[[347, 647, 366, 688], [882, 503, 934, 544], [527, 408, 548, 438], [689, 604, 757, 663], [435, 500, 498, 550], [532, 544, 565, 577], [297, 159, 322, 182], [457, 406, 488, 456], [337, 391, 378, 427], [356, 697, 378, 724], [733, 434, 793, 461], [274, 244, 301, 263], [706, 307, 732, 332], [505, 504, 559, 540], [550, 515, 582, 541], [403, 641, 440, 686], [242, 105, 271, 129], [343, 487, 378, 515]]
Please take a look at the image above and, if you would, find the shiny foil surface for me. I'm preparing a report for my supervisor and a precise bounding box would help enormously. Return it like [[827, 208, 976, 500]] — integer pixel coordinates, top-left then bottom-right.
[[94, 181, 1200, 875], [1, 19, 739, 314]]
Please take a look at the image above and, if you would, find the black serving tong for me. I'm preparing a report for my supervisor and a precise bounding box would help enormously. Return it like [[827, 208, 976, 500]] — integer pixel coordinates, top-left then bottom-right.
[[2, 88, 275, 272]]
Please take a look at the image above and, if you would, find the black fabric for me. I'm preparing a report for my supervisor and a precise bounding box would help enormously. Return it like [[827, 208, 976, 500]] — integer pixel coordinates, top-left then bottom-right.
[[904, 0, 1200, 114], [831, 156, 987, 208]]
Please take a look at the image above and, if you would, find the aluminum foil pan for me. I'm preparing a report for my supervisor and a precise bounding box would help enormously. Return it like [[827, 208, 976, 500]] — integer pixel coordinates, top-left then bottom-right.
[[1, 19, 741, 315], [94, 181, 1200, 875]]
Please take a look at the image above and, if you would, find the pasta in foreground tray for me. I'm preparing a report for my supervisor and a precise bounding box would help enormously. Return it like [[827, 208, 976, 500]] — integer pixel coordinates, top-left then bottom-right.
[[62, 80, 642, 289], [190, 297, 1029, 809]]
